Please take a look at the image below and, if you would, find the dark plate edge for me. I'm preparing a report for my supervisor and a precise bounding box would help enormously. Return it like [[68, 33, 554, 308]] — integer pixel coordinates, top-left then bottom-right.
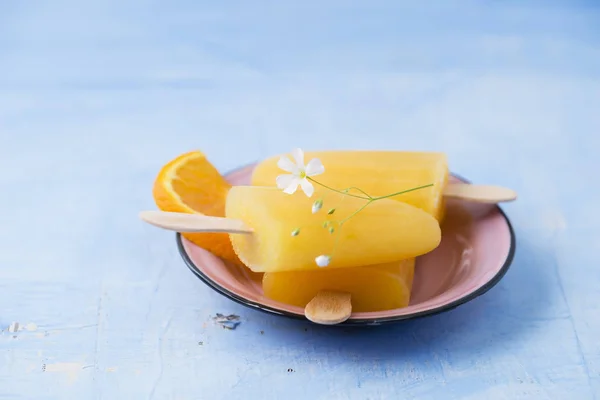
[[176, 164, 517, 326]]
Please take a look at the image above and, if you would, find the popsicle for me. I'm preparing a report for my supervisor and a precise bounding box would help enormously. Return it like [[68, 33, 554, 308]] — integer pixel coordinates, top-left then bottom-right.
[[251, 150, 517, 222], [262, 258, 415, 312], [252, 151, 448, 220], [224, 185, 440, 273]]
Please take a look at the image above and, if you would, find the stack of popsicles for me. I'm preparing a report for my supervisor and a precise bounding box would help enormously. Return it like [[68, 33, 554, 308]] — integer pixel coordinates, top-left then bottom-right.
[[143, 150, 514, 322], [241, 151, 449, 314]]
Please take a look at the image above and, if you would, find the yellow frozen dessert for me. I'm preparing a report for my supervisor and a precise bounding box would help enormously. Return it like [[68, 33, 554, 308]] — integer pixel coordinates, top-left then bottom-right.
[[262, 259, 415, 312], [251, 150, 448, 221], [225, 185, 440, 273]]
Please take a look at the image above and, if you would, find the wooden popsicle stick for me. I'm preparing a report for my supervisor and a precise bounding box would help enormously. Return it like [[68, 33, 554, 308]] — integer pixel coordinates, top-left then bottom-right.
[[304, 291, 352, 325], [443, 183, 517, 203], [139, 210, 253, 234]]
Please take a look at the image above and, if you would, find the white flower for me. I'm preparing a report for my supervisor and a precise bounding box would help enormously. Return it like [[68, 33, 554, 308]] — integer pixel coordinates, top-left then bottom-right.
[[276, 148, 325, 197], [315, 255, 331, 267]]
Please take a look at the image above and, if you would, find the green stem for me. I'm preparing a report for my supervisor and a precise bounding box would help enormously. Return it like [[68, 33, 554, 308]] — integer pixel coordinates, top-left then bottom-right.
[[307, 177, 370, 200], [327, 200, 372, 258], [339, 200, 373, 225], [371, 183, 434, 201], [341, 186, 373, 199]]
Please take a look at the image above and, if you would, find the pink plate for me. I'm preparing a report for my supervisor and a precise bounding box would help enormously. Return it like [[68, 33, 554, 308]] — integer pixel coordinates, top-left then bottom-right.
[[177, 164, 515, 326]]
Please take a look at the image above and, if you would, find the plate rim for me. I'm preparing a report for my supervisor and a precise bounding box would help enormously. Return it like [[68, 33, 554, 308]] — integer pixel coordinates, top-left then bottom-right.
[[176, 165, 517, 326]]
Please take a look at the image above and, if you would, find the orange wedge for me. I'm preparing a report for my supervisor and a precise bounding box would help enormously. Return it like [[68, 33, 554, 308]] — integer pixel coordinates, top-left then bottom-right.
[[152, 151, 242, 265]]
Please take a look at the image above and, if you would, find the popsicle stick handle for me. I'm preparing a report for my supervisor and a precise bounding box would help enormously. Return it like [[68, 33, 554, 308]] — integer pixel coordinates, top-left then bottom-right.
[[139, 210, 253, 234], [443, 183, 517, 203], [304, 291, 352, 325]]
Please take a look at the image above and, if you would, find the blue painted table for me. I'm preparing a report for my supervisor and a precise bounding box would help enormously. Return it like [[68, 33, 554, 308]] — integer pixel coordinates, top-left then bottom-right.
[[1, 1, 599, 399]]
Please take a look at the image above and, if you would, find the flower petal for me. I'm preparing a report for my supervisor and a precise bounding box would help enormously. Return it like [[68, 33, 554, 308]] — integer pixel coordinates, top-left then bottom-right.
[[305, 158, 325, 177], [291, 148, 305, 169], [277, 156, 299, 174], [283, 177, 301, 194], [300, 178, 314, 197], [276, 174, 295, 190]]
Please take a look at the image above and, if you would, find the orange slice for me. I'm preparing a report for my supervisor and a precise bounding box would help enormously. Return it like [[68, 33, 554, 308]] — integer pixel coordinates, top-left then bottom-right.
[[152, 151, 242, 265]]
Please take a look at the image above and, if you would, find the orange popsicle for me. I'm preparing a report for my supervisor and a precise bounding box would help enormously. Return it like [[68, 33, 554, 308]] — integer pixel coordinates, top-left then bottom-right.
[[251, 150, 449, 221], [262, 259, 415, 312], [225, 186, 441, 273]]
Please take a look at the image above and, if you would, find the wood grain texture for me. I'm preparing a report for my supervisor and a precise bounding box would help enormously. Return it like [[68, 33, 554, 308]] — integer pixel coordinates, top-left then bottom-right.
[[139, 211, 253, 234], [1, 1, 599, 399], [305, 291, 352, 325], [442, 183, 517, 203]]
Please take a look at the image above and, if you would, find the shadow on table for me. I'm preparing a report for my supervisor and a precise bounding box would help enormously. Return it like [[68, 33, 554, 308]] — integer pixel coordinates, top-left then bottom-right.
[[261, 236, 556, 362]]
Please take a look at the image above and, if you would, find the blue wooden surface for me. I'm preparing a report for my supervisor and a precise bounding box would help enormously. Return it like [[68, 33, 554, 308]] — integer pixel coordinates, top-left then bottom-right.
[[1, 1, 599, 399]]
